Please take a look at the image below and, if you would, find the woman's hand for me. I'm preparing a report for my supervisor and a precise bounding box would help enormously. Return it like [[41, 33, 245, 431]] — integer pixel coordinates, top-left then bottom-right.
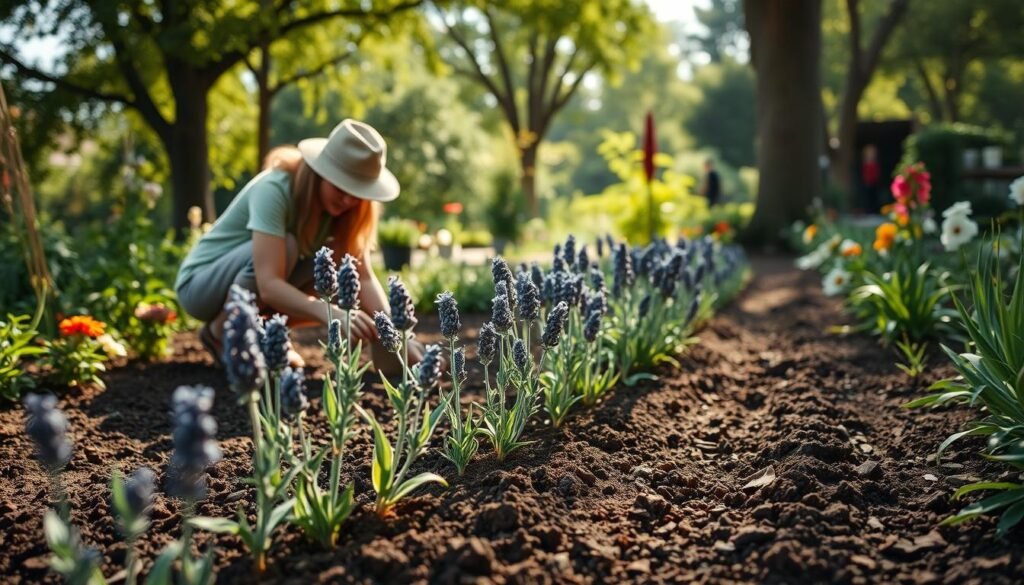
[[339, 309, 378, 343]]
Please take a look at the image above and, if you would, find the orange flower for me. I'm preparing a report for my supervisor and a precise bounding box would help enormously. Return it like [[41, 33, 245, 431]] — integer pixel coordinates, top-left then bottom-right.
[[873, 222, 898, 252], [880, 204, 893, 215], [895, 213, 909, 227], [714, 221, 731, 235], [803, 224, 818, 244], [59, 315, 106, 338], [841, 242, 862, 257]]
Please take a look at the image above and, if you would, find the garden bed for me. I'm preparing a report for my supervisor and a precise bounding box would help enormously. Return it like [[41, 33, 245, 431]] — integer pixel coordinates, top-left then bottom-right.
[[2, 256, 1022, 584]]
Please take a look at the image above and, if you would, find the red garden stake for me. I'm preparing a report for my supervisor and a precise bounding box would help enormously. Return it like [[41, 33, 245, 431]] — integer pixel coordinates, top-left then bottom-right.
[[643, 111, 657, 242]]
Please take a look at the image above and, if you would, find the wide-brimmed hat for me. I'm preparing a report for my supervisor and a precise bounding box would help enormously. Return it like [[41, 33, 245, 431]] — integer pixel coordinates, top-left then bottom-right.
[[298, 119, 400, 202]]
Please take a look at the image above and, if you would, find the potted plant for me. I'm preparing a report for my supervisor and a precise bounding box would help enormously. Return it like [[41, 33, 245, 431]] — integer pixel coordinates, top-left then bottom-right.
[[378, 218, 420, 270]]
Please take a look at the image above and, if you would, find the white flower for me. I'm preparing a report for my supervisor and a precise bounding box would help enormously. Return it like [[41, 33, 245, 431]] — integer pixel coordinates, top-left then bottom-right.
[[796, 244, 830, 270], [142, 181, 163, 199], [922, 217, 937, 234], [97, 333, 127, 358], [941, 213, 979, 252], [1010, 176, 1024, 206], [822, 266, 852, 297], [839, 239, 860, 256], [942, 201, 973, 219]]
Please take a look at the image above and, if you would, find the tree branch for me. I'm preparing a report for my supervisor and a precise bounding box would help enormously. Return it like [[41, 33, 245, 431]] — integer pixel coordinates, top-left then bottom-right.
[[862, 0, 909, 78], [269, 43, 363, 96], [540, 56, 593, 137], [439, 11, 519, 134], [482, 6, 520, 132], [279, 0, 423, 37], [0, 47, 135, 108]]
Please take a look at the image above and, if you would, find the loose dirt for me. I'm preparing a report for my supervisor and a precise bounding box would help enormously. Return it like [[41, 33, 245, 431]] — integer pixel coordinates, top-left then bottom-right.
[[2, 256, 1021, 584]]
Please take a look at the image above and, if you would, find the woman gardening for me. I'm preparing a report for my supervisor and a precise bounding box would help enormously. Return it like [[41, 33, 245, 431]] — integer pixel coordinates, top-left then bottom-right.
[[175, 119, 424, 368]]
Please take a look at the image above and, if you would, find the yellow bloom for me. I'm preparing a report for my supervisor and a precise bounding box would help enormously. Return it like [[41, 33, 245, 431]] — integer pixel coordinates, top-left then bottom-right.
[[803, 224, 818, 245]]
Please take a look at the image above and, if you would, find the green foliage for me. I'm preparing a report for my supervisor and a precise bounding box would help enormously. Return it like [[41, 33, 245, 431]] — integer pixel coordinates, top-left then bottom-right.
[[684, 60, 757, 168], [400, 259, 494, 315], [43, 510, 107, 585], [571, 131, 708, 244], [0, 313, 45, 401], [901, 123, 1014, 216], [359, 335, 449, 516], [905, 244, 1024, 534], [44, 336, 108, 390], [848, 261, 959, 346], [487, 169, 525, 242], [377, 218, 420, 248]]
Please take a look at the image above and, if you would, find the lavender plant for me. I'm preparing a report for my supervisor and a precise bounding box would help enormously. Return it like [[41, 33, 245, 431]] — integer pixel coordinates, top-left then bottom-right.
[[437, 291, 479, 475], [111, 467, 156, 585], [292, 251, 365, 548], [149, 385, 221, 585], [359, 283, 449, 516], [576, 290, 619, 406], [190, 287, 298, 573], [476, 257, 552, 459]]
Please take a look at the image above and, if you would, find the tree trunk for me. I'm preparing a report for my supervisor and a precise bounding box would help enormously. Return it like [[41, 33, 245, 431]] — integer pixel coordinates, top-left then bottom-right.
[[167, 67, 214, 232], [519, 144, 539, 218], [833, 81, 864, 198], [743, 0, 823, 246]]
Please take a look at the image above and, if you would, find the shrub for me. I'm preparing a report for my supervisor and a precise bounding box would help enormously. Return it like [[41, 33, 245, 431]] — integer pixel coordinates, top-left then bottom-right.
[[378, 218, 420, 248]]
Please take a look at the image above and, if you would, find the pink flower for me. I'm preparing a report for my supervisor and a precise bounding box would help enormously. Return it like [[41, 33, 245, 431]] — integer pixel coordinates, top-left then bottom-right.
[[894, 202, 908, 216], [891, 175, 911, 202]]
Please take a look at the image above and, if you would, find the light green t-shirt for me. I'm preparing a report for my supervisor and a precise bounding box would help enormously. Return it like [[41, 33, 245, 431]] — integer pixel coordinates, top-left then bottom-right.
[[175, 169, 327, 290]]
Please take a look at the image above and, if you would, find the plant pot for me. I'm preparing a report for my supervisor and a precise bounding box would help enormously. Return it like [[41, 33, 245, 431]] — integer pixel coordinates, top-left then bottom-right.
[[381, 245, 412, 271], [962, 148, 979, 169], [982, 146, 1003, 169]]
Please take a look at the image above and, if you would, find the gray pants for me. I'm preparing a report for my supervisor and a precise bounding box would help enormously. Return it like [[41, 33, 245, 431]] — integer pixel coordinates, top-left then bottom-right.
[[176, 236, 313, 322]]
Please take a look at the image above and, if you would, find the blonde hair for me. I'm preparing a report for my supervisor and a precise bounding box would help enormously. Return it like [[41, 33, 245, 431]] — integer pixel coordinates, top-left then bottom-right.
[[264, 146, 379, 260]]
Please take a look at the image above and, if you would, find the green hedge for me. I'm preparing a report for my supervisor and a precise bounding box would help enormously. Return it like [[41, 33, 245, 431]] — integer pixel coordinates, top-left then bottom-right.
[[900, 123, 1013, 218]]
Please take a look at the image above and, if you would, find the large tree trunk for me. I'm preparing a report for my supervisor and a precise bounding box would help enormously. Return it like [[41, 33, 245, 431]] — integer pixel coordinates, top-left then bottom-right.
[[167, 68, 214, 232], [519, 144, 539, 218], [743, 0, 823, 246]]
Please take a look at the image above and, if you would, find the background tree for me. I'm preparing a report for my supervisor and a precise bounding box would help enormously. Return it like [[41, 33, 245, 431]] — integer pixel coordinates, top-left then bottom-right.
[[743, 0, 823, 244], [890, 0, 1024, 124], [433, 0, 654, 218], [0, 0, 422, 231], [688, 0, 747, 64]]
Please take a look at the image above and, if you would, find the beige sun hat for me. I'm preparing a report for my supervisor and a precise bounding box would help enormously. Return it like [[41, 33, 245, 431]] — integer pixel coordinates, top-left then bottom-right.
[[297, 119, 400, 202]]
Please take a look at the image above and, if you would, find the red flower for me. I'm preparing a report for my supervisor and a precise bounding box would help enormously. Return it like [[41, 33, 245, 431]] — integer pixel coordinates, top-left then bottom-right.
[[59, 315, 106, 338], [891, 175, 910, 202], [442, 202, 464, 215]]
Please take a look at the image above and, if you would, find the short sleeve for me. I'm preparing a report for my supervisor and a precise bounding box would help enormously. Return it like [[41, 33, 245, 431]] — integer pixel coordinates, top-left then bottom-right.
[[246, 172, 290, 238]]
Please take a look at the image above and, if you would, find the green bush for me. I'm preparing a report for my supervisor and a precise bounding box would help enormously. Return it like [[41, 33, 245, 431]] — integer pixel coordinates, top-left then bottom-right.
[[900, 123, 1013, 217], [0, 313, 46, 401], [377, 218, 420, 248], [399, 258, 494, 315]]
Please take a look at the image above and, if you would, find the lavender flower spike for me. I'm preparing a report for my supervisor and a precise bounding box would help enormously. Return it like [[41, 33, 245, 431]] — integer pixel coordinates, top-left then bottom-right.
[[337, 254, 361, 311], [222, 292, 267, 394], [542, 302, 569, 348], [123, 467, 157, 521], [583, 311, 602, 343], [491, 293, 514, 333], [516, 272, 541, 322], [453, 348, 467, 383], [375, 311, 402, 354], [513, 339, 529, 372], [388, 276, 418, 331], [417, 344, 443, 389], [24, 393, 72, 471], [313, 246, 339, 301], [436, 291, 461, 339], [280, 367, 308, 418], [167, 385, 221, 502], [478, 322, 498, 365], [260, 314, 291, 372]]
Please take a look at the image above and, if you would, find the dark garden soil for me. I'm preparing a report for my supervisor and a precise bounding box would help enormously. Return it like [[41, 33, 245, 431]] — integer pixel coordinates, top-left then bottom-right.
[[3, 255, 1023, 584]]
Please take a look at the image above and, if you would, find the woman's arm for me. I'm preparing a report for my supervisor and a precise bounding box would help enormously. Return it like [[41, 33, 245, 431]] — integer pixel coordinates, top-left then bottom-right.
[[251, 231, 375, 340], [357, 247, 389, 316]]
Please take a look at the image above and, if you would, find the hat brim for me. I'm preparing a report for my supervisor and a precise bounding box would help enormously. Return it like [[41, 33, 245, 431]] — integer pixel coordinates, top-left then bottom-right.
[[298, 137, 400, 202]]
